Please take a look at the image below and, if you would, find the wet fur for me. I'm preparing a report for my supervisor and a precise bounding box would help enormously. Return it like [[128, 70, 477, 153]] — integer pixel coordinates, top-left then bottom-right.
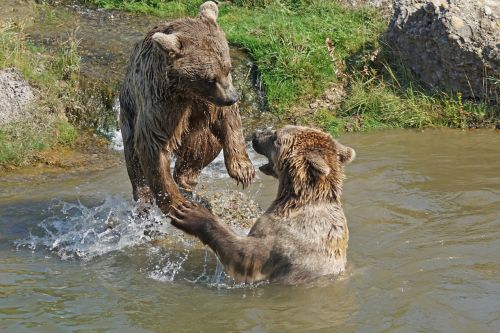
[[171, 126, 355, 284], [119, 2, 254, 214]]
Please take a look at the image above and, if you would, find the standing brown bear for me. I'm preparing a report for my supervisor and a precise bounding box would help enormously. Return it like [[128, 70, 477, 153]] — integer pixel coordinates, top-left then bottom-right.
[[171, 126, 356, 284], [119, 1, 255, 214]]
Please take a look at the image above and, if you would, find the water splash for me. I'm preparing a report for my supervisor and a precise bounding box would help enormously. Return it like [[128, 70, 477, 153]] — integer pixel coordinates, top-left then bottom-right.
[[13, 196, 264, 289], [108, 98, 123, 150], [15, 196, 178, 261], [147, 246, 190, 282]]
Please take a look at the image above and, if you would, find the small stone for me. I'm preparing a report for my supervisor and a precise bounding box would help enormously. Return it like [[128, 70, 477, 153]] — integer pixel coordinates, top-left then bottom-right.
[[439, 1, 448, 9], [484, 6, 492, 16], [450, 15, 464, 30]]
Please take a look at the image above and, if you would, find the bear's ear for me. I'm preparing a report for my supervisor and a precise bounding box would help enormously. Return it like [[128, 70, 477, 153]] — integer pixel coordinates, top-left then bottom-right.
[[152, 32, 181, 56], [305, 151, 331, 177], [337, 143, 356, 165], [199, 1, 218, 22]]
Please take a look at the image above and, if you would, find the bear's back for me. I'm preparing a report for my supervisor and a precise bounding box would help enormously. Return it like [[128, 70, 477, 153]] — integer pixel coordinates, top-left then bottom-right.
[[250, 203, 348, 282]]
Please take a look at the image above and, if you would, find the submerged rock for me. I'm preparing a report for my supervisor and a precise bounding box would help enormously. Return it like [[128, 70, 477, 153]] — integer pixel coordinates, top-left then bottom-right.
[[199, 190, 263, 231], [386, 0, 500, 101], [0, 68, 35, 124], [150, 190, 262, 248]]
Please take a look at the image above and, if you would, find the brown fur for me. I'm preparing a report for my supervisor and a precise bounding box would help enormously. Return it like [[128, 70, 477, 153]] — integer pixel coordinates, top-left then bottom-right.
[[170, 125, 356, 284], [119, 2, 255, 214]]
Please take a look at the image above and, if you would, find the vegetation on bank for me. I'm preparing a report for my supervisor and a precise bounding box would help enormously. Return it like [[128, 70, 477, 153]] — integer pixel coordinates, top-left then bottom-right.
[[80, 0, 497, 136], [0, 21, 114, 168]]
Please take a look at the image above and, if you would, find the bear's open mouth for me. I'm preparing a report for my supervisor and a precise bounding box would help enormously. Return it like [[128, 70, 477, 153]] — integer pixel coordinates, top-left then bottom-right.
[[259, 162, 276, 177]]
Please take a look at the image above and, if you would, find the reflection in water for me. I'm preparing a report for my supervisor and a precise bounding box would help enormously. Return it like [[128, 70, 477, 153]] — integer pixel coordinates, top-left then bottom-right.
[[1, 129, 499, 331]]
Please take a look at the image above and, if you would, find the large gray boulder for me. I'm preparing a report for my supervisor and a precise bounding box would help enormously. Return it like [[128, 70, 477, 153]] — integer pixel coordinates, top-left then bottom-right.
[[0, 68, 35, 125], [386, 0, 500, 101]]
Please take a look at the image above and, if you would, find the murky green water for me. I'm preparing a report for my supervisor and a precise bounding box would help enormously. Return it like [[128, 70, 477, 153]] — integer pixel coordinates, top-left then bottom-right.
[[1, 129, 499, 332]]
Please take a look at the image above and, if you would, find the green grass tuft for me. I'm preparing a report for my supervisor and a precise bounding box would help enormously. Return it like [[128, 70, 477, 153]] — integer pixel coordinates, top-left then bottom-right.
[[82, 0, 199, 16], [56, 121, 78, 145]]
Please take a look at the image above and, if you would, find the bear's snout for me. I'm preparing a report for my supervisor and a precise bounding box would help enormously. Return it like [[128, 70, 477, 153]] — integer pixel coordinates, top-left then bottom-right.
[[212, 83, 239, 106]]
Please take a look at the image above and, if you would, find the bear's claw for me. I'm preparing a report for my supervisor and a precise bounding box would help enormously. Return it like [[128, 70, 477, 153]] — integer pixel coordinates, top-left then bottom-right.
[[227, 158, 255, 188]]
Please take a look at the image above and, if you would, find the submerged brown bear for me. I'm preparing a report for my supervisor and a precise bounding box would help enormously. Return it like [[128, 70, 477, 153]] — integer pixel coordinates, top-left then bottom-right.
[[119, 1, 255, 214], [171, 126, 356, 284]]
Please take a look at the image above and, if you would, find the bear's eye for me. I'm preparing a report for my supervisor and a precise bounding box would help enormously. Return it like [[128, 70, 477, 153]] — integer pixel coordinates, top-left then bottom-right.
[[274, 135, 280, 147]]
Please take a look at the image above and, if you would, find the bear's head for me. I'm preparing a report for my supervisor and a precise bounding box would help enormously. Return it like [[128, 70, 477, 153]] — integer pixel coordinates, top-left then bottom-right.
[[252, 126, 355, 208], [150, 1, 238, 106]]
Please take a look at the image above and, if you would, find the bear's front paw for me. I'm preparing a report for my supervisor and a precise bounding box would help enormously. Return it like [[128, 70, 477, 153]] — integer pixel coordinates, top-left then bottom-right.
[[176, 173, 198, 192], [226, 158, 256, 188], [169, 201, 214, 236]]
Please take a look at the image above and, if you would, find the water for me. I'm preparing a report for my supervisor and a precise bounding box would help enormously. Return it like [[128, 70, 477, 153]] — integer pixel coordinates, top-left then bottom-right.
[[1, 129, 499, 332]]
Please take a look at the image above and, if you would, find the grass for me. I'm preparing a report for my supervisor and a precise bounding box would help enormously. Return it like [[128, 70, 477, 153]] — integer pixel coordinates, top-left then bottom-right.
[[315, 80, 495, 135], [219, 2, 384, 114], [81, 0, 198, 16], [350, 84, 488, 128], [0, 19, 113, 168]]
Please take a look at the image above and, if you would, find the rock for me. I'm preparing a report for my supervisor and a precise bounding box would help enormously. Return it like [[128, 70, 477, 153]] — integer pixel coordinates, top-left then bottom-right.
[[200, 190, 262, 231], [0, 68, 35, 125], [386, 0, 500, 101], [149, 190, 262, 248]]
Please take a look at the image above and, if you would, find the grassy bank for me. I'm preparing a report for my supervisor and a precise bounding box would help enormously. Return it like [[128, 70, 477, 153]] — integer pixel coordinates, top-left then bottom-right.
[[0, 20, 114, 168]]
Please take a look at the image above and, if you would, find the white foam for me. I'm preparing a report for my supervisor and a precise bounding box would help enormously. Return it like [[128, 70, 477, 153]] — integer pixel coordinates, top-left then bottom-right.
[[15, 196, 177, 261], [109, 98, 124, 150]]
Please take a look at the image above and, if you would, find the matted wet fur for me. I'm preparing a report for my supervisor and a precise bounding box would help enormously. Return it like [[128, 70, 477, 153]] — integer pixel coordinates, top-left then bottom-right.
[[119, 1, 255, 214], [170, 125, 356, 284]]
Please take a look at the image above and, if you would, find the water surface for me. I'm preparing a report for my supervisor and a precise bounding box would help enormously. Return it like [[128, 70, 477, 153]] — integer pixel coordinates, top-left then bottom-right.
[[1, 129, 499, 332]]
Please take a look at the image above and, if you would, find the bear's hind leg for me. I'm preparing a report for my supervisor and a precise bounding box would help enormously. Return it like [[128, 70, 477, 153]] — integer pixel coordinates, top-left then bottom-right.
[[174, 128, 222, 191]]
